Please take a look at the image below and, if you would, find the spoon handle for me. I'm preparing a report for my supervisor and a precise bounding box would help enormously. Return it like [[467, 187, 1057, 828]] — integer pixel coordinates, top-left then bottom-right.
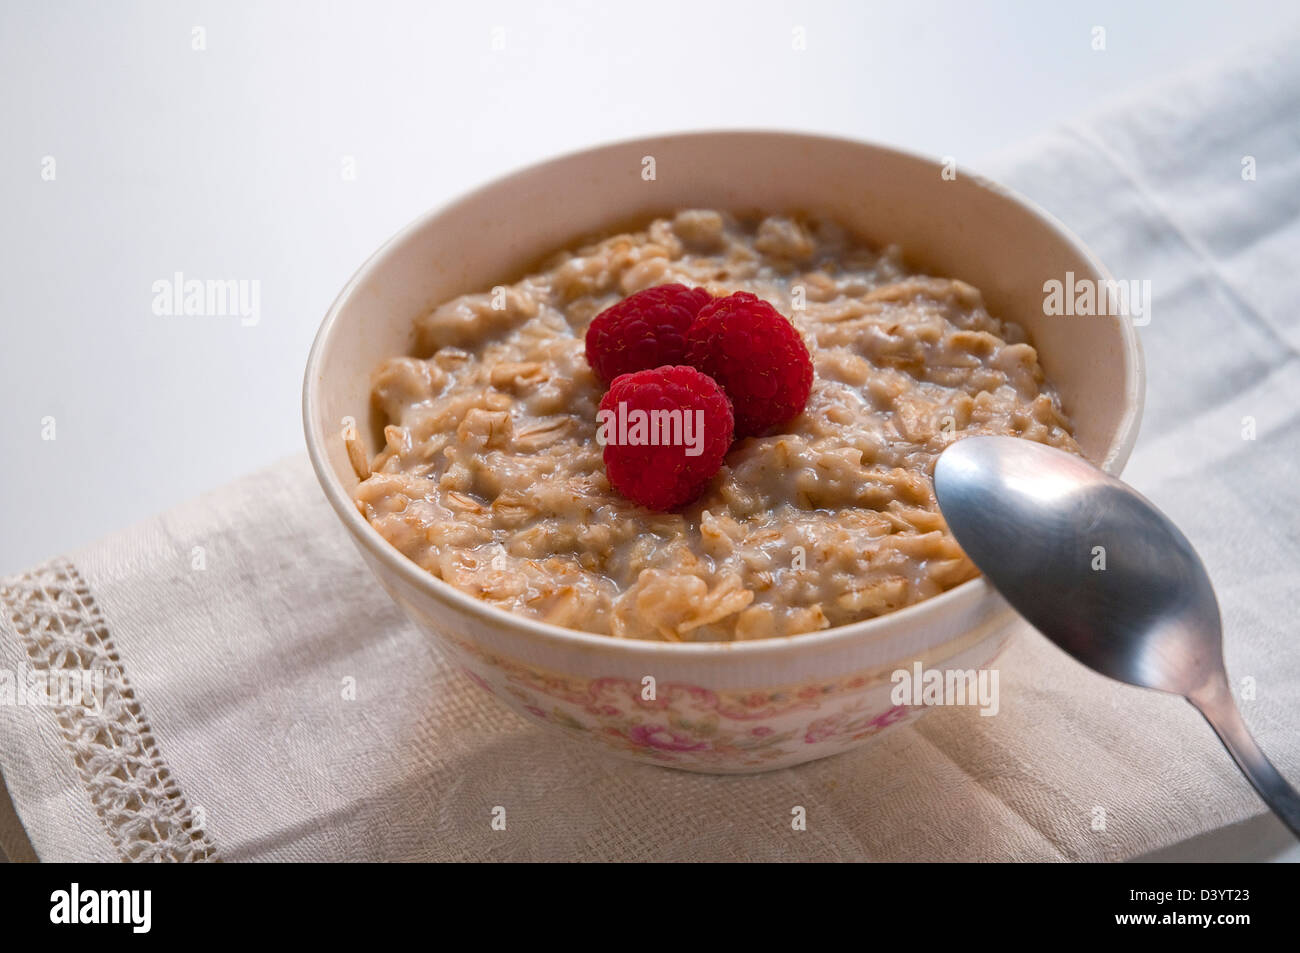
[[1189, 672, 1300, 838]]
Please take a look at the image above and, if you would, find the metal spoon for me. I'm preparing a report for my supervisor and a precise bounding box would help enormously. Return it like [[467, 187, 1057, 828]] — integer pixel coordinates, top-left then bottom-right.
[[933, 434, 1300, 837]]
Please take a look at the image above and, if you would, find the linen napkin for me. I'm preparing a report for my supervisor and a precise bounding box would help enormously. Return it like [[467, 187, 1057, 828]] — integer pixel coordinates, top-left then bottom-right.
[[3, 32, 1298, 863]]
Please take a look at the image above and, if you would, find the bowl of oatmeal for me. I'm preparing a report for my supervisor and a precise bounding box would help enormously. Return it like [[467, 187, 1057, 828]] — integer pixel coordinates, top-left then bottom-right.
[[304, 131, 1144, 773]]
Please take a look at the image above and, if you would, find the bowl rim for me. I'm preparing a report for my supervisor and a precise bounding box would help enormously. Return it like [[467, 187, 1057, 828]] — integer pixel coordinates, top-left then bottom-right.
[[303, 128, 1145, 658]]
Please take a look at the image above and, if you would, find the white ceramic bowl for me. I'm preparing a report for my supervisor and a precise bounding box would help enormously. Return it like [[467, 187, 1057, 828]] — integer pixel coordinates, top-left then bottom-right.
[[304, 131, 1144, 774]]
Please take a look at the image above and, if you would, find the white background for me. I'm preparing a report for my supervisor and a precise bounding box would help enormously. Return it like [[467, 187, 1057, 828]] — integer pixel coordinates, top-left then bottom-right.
[[2, 1, 1297, 861]]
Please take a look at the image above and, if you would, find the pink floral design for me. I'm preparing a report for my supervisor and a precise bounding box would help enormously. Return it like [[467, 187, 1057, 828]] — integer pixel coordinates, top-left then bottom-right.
[[626, 723, 710, 752], [434, 628, 1011, 769], [804, 704, 912, 744]]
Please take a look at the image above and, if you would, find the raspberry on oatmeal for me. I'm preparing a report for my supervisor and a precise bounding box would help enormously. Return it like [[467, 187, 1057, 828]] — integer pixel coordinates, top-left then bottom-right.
[[685, 291, 814, 438], [597, 365, 734, 512], [351, 210, 1080, 642], [585, 283, 712, 383]]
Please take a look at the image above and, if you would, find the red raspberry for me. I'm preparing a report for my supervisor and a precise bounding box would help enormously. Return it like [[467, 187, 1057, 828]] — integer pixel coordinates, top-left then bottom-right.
[[685, 292, 813, 438], [584, 283, 713, 383], [597, 366, 734, 511]]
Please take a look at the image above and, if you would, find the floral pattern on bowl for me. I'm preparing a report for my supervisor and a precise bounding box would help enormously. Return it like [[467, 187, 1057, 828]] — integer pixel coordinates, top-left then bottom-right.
[[443, 632, 970, 771]]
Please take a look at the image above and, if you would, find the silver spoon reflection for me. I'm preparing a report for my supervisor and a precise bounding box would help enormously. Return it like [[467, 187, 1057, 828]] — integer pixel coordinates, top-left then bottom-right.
[[934, 435, 1300, 838]]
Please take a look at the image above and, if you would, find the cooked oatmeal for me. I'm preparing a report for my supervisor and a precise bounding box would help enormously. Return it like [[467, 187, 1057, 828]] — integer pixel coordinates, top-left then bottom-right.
[[351, 210, 1079, 641]]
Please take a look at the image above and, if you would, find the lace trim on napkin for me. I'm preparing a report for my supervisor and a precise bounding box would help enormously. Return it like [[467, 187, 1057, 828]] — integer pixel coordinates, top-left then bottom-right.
[[0, 559, 219, 862]]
